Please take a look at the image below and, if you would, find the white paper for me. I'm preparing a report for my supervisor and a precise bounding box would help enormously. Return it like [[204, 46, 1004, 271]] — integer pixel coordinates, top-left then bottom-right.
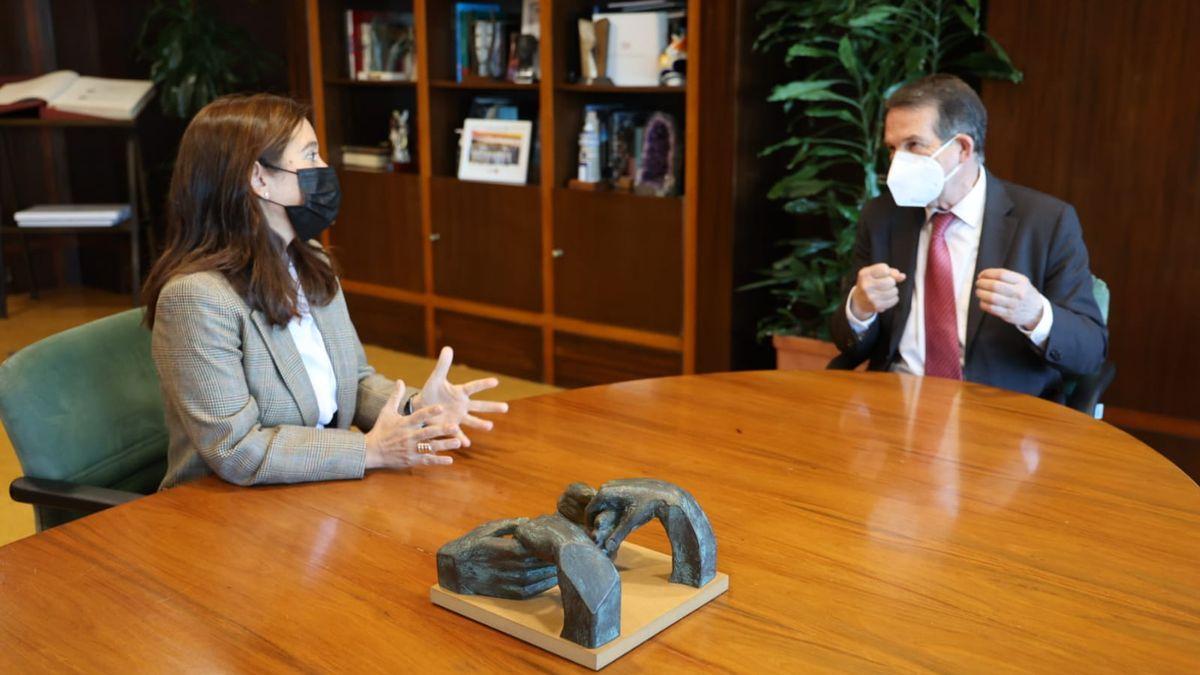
[[594, 12, 669, 86], [48, 77, 154, 120], [0, 70, 79, 105], [15, 204, 131, 225]]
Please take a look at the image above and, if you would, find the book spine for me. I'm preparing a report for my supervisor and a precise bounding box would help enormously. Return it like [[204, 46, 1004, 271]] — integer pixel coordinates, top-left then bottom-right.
[[346, 11, 355, 78]]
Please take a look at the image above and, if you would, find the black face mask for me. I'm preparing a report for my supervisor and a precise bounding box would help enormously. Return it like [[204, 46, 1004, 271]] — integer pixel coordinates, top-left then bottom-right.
[[259, 162, 341, 241]]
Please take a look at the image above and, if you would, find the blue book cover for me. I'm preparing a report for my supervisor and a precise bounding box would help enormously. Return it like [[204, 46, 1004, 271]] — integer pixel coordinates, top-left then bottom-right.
[[455, 3, 502, 82]]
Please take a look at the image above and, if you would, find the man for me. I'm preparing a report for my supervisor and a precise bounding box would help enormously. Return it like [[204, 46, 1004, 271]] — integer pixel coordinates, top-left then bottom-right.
[[829, 74, 1107, 401]]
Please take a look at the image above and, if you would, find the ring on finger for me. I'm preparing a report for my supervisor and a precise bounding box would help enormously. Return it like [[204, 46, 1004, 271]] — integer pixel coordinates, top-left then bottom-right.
[[416, 441, 434, 454]]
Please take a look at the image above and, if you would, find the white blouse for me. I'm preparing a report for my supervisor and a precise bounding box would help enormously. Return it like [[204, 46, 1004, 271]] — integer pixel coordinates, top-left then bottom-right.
[[287, 263, 338, 427]]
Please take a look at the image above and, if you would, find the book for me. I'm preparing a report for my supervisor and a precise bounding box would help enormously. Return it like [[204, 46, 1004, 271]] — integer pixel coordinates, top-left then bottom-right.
[[345, 11, 416, 81], [14, 204, 131, 227], [0, 71, 153, 121]]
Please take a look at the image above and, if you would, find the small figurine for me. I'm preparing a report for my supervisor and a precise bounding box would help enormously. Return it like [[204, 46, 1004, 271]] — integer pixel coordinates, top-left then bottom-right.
[[389, 109, 411, 167], [659, 29, 687, 87]]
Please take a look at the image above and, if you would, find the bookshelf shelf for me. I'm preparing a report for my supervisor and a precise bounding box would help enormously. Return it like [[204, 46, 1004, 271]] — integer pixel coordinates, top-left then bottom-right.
[[430, 79, 539, 91], [325, 77, 418, 88], [307, 0, 736, 386], [556, 83, 686, 95]]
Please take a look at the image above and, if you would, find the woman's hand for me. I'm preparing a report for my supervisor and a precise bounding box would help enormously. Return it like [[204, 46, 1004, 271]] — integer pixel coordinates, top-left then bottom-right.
[[413, 347, 508, 447], [364, 380, 462, 470]]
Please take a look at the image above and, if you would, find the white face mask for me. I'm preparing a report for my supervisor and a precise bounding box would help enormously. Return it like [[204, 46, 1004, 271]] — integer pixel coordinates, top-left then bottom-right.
[[886, 136, 962, 208]]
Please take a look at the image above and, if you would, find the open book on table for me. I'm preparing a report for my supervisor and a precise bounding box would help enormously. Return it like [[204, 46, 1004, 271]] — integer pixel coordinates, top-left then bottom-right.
[[0, 71, 154, 121]]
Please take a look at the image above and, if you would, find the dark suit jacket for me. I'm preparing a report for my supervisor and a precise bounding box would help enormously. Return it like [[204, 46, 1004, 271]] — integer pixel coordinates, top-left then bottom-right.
[[829, 170, 1108, 401]]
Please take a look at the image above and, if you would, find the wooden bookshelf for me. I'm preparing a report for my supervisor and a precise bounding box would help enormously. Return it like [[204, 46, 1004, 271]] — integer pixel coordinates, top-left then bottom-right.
[[305, 0, 736, 386]]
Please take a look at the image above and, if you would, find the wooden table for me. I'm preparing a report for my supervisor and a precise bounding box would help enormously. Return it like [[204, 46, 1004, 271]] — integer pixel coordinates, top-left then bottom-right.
[[1, 371, 1198, 671]]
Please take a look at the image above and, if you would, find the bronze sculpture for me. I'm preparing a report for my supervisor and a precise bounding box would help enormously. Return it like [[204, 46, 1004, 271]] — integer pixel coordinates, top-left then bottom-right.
[[437, 479, 717, 649]]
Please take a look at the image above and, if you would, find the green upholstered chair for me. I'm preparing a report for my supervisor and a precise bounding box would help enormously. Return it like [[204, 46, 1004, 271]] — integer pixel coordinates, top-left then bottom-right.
[[1064, 276, 1116, 417], [0, 308, 167, 531]]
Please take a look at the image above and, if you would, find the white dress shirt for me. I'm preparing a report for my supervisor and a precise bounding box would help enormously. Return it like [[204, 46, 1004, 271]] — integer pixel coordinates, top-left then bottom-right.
[[287, 262, 338, 427], [846, 169, 1053, 375]]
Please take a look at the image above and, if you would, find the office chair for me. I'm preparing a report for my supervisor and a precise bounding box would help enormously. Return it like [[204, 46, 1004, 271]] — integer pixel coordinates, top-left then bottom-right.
[[0, 308, 167, 531], [827, 276, 1115, 417]]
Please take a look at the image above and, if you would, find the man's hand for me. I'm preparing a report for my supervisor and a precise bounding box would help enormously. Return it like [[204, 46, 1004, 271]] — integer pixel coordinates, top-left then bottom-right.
[[975, 268, 1045, 330], [850, 263, 907, 321]]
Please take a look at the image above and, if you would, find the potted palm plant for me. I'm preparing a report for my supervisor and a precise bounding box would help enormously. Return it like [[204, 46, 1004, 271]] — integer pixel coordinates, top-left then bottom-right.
[[745, 0, 1022, 370]]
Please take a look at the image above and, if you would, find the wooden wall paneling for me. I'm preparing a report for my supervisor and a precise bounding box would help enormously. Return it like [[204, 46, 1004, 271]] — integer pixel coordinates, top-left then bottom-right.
[[430, 177, 542, 311], [414, 0, 436, 356], [553, 189, 683, 334], [332, 170, 424, 291], [539, 0, 558, 383], [553, 332, 682, 388], [286, 0, 312, 103], [981, 0, 1200, 460], [681, 0, 699, 373], [421, 0, 454, 82], [434, 310, 543, 381], [692, 0, 737, 373], [344, 291, 425, 355]]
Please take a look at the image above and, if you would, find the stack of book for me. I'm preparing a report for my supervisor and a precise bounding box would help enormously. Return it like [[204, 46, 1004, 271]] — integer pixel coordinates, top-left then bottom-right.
[[341, 145, 392, 172], [14, 204, 132, 227]]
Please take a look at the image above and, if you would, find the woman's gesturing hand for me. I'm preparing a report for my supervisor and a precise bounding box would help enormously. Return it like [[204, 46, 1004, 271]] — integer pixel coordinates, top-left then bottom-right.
[[364, 380, 462, 470], [414, 346, 508, 447]]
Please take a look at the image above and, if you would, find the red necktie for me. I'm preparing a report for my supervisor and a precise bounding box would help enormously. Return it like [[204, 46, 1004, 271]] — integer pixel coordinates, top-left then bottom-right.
[[924, 212, 962, 379]]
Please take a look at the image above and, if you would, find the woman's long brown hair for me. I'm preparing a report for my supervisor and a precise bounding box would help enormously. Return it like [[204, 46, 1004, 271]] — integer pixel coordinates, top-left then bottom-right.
[[142, 93, 338, 328]]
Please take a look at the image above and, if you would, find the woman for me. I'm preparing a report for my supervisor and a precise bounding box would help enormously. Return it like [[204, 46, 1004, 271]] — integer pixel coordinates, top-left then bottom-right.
[[143, 93, 506, 488]]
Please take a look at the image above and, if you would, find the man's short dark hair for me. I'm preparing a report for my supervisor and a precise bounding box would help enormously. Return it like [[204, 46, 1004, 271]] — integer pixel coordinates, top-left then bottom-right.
[[886, 74, 987, 161]]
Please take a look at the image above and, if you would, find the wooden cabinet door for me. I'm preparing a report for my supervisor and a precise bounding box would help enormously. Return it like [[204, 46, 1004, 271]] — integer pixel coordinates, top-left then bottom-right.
[[553, 189, 683, 334], [431, 177, 542, 311]]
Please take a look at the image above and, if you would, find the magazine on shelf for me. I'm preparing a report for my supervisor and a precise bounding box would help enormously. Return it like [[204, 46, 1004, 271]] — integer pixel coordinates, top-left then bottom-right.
[[14, 204, 132, 227], [0, 71, 153, 120]]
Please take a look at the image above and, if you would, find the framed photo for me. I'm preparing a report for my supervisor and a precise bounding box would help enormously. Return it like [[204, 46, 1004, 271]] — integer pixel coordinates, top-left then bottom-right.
[[457, 118, 533, 185]]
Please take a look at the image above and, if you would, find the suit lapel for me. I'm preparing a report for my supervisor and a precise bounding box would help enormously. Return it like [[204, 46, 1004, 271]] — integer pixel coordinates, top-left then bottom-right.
[[965, 171, 1018, 360], [887, 206, 925, 358], [249, 310, 320, 427], [309, 300, 355, 430]]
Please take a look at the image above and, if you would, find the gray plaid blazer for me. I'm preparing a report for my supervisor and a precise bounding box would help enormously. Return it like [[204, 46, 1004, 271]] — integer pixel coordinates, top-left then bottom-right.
[[152, 270, 398, 488]]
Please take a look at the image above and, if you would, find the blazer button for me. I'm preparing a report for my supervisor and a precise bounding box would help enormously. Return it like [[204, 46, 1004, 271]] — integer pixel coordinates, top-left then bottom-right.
[[1049, 349, 1061, 361]]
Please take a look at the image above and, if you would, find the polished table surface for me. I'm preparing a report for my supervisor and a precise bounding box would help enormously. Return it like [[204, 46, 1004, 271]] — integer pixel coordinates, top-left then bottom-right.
[[1, 371, 1198, 671]]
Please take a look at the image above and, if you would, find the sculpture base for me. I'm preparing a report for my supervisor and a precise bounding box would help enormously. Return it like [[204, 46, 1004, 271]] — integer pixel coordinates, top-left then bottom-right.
[[430, 542, 729, 670]]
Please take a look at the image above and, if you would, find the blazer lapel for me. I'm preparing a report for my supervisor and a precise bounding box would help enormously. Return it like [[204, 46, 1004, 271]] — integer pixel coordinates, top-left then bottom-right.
[[309, 301, 355, 430], [886, 206, 925, 358], [965, 170, 1018, 360], [249, 310, 321, 427]]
